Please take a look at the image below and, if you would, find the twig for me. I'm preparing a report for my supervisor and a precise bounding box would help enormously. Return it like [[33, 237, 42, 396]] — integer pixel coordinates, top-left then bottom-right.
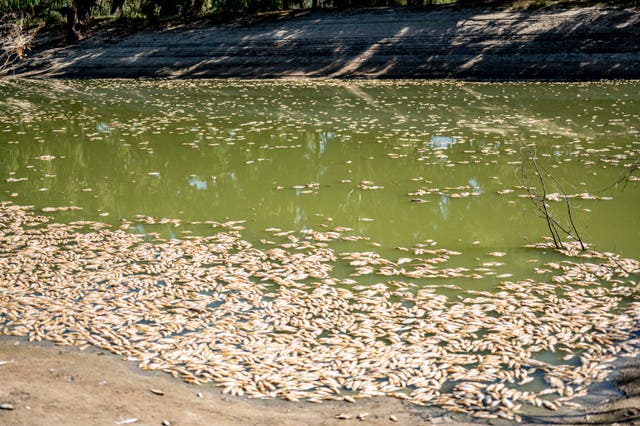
[[598, 162, 639, 193], [534, 157, 585, 250], [520, 144, 562, 249], [519, 143, 586, 251]]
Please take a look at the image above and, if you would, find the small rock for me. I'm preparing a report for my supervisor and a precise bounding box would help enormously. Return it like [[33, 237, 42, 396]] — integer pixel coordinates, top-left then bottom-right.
[[149, 388, 165, 396], [389, 415, 398, 422], [0, 403, 14, 410], [357, 412, 368, 420], [161, 420, 171, 426], [335, 413, 352, 420], [196, 392, 203, 399]]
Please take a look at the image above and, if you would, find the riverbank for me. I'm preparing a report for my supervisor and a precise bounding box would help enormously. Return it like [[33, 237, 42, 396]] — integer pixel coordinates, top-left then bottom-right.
[[3, 6, 639, 79], [1, 338, 640, 425], [0, 338, 469, 426]]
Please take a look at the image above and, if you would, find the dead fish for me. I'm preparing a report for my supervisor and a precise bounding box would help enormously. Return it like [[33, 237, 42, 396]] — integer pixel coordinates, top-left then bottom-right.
[[115, 418, 139, 425]]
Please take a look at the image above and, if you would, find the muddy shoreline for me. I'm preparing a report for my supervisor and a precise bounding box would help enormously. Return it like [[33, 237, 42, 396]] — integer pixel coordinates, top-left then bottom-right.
[[4, 6, 640, 80], [1, 338, 639, 425], [0, 337, 462, 426]]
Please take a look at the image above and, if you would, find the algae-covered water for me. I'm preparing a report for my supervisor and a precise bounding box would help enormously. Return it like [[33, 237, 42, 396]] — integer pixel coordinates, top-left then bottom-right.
[[1, 79, 639, 418], [1, 79, 638, 255]]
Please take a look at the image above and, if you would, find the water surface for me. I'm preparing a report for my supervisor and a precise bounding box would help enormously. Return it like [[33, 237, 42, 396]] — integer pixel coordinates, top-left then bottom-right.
[[1, 79, 640, 414], [1, 79, 638, 260]]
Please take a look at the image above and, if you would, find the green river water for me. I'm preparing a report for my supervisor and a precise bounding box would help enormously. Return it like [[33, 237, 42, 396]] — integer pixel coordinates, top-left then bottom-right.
[[1, 79, 640, 413], [1, 79, 638, 266]]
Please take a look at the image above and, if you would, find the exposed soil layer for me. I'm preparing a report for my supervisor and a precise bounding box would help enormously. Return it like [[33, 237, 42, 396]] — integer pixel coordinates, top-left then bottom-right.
[[4, 6, 640, 79]]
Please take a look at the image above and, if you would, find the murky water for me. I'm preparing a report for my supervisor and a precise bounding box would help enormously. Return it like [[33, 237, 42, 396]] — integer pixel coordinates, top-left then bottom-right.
[[1, 79, 638, 259], [1, 79, 640, 417]]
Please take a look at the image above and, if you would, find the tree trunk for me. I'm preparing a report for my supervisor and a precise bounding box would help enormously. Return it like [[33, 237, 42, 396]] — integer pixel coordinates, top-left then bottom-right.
[[110, 0, 125, 16], [74, 0, 94, 23], [64, 1, 96, 43], [63, 3, 80, 42]]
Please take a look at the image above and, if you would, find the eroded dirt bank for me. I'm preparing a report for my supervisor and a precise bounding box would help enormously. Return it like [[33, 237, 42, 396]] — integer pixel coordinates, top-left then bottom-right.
[[4, 6, 640, 79]]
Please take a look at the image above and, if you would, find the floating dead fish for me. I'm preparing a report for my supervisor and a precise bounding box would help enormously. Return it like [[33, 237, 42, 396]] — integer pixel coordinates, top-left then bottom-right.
[[0, 203, 638, 421]]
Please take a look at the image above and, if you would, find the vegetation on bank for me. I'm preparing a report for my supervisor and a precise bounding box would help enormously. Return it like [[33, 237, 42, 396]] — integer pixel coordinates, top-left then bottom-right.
[[2, 0, 638, 28]]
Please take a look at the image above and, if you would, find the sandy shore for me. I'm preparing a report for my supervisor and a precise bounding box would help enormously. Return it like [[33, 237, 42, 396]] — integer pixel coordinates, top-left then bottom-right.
[[4, 6, 640, 79]]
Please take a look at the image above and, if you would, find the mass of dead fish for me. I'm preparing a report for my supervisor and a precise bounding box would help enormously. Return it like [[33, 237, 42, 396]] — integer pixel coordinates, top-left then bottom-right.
[[1, 202, 639, 422]]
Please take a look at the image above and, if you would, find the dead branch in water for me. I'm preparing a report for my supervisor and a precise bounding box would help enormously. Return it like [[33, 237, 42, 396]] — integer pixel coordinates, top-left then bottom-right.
[[599, 161, 640, 193], [519, 143, 586, 251]]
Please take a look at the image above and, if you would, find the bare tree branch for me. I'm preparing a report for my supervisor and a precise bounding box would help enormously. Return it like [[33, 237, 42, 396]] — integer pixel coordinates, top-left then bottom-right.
[[598, 162, 640, 193], [519, 143, 586, 251], [0, 13, 44, 74]]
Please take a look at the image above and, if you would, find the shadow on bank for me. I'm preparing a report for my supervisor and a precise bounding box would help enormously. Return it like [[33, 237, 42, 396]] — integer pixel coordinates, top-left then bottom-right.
[[5, 6, 640, 79]]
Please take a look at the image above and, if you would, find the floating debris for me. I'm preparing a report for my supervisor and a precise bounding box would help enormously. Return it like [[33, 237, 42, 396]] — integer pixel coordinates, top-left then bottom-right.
[[488, 252, 507, 257], [41, 206, 83, 213], [0, 203, 639, 421], [1, 80, 638, 420], [516, 192, 613, 201], [409, 184, 480, 200], [357, 180, 384, 190]]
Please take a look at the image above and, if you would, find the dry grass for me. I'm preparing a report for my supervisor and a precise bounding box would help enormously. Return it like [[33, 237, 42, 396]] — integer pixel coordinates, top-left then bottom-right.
[[0, 14, 44, 72]]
